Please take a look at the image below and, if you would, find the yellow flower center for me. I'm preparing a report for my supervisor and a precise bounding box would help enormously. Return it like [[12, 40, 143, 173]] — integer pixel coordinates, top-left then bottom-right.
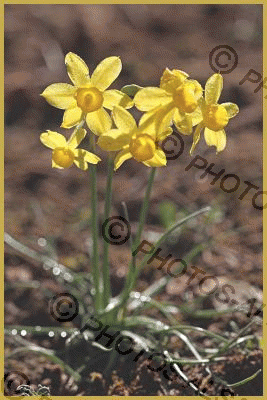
[[76, 87, 103, 113], [203, 104, 229, 131], [173, 81, 199, 113], [129, 134, 156, 162], [52, 147, 75, 168]]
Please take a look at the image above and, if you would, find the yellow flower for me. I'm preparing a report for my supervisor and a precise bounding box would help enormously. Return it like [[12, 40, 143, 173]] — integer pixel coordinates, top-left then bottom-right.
[[190, 73, 239, 154], [134, 68, 203, 135], [41, 53, 133, 135], [97, 106, 172, 170], [40, 128, 101, 170]]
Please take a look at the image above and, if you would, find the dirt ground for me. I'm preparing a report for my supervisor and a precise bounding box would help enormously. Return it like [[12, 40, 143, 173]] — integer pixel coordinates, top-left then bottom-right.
[[4, 4, 263, 396]]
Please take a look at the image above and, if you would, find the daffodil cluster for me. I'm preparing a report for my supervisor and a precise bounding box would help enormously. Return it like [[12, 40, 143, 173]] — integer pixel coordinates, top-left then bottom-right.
[[40, 52, 239, 170]]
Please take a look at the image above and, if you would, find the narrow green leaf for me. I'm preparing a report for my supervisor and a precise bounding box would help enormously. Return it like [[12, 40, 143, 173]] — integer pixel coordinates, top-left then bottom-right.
[[6, 345, 81, 382], [227, 369, 262, 388]]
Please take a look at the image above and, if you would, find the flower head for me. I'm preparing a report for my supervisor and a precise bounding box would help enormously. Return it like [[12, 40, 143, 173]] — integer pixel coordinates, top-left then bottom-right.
[[97, 106, 172, 170], [41, 53, 133, 135], [190, 74, 239, 154], [134, 68, 203, 135], [40, 128, 101, 170]]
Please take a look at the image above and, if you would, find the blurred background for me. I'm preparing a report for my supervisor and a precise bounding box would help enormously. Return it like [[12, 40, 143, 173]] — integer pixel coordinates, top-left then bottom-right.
[[4, 4, 263, 394]]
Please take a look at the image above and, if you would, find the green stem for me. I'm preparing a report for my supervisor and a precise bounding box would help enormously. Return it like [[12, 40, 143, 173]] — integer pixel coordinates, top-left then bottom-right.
[[89, 135, 101, 311], [102, 155, 114, 308], [118, 167, 156, 307], [134, 167, 156, 251], [121, 201, 133, 251]]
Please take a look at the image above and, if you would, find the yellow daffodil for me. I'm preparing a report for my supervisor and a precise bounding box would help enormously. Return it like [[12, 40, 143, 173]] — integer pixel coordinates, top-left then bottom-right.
[[190, 73, 239, 154], [40, 128, 101, 170], [134, 68, 203, 135], [97, 106, 172, 170], [41, 53, 133, 135]]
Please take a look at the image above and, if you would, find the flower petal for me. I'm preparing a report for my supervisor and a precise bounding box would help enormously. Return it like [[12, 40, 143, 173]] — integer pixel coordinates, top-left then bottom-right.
[[68, 128, 87, 149], [190, 123, 204, 155], [221, 102, 239, 118], [83, 150, 101, 164], [204, 127, 226, 153], [114, 147, 132, 170], [174, 114, 193, 135], [103, 90, 134, 110], [61, 107, 83, 129], [138, 110, 157, 139], [40, 130, 67, 149], [97, 129, 131, 151], [139, 104, 175, 138], [86, 107, 112, 136], [191, 105, 203, 126], [91, 56, 122, 91], [143, 149, 167, 167], [134, 87, 172, 111], [41, 83, 77, 109], [73, 149, 101, 170], [205, 73, 223, 105], [65, 52, 91, 87], [112, 106, 136, 133]]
